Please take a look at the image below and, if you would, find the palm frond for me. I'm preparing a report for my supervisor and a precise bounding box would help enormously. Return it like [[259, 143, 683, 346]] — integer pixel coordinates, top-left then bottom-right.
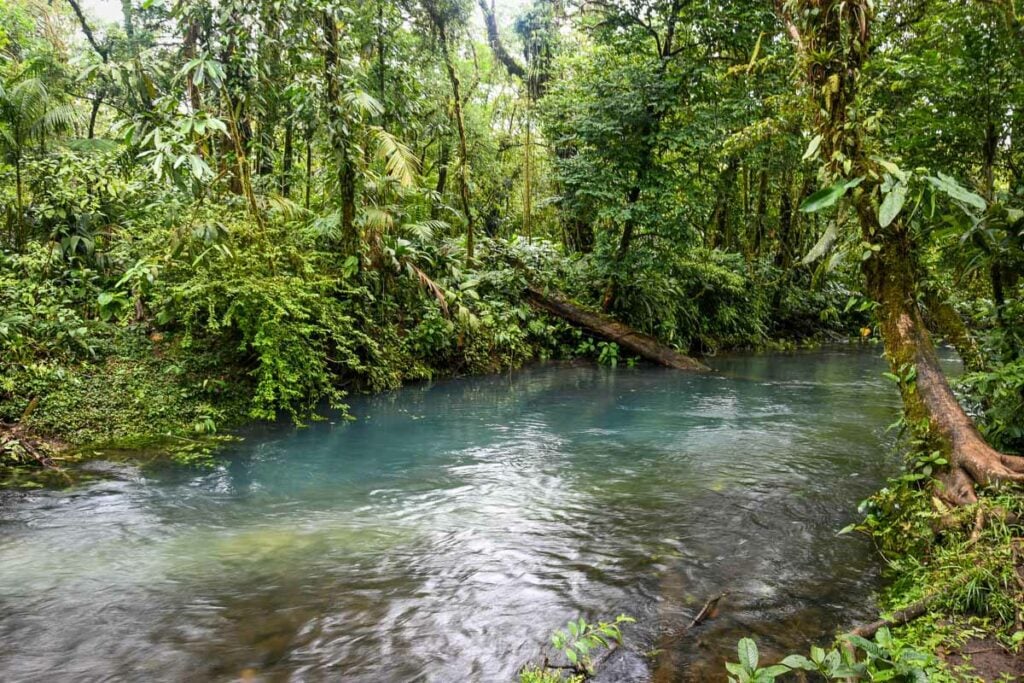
[[0, 122, 15, 151], [343, 90, 384, 117], [370, 126, 419, 188], [362, 207, 394, 232], [407, 262, 449, 316], [268, 195, 312, 222], [9, 78, 47, 108], [63, 137, 120, 153], [402, 219, 448, 242], [37, 104, 82, 135]]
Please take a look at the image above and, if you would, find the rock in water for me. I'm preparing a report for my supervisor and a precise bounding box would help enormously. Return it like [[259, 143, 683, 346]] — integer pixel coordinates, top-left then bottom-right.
[[592, 649, 650, 683]]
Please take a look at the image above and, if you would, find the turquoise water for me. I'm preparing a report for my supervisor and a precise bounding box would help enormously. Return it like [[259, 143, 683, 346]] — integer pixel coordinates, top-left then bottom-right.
[[0, 347, 916, 681]]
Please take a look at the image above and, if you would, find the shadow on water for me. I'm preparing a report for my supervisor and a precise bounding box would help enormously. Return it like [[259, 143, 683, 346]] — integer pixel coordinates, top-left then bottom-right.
[[0, 346, 925, 681]]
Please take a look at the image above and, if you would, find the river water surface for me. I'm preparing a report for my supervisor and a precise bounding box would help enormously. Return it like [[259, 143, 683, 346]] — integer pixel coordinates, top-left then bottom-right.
[[1, 347, 916, 681]]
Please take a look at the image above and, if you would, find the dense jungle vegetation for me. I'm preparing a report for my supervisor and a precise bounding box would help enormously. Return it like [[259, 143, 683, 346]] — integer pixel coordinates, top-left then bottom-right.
[[1, 0, 1023, 679]]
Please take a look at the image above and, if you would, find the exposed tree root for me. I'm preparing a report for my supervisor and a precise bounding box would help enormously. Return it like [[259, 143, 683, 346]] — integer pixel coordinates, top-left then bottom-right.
[[0, 422, 58, 469], [847, 593, 936, 640], [868, 274, 1024, 507]]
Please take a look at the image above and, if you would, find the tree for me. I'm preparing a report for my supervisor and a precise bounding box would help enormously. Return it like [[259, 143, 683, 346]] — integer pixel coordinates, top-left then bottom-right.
[[0, 77, 78, 250], [417, 0, 477, 260], [776, 0, 1024, 504]]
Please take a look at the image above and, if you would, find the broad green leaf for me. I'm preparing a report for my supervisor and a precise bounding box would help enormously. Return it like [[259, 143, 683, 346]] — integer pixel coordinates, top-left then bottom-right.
[[872, 156, 907, 182], [799, 177, 863, 213], [800, 182, 846, 213], [737, 638, 759, 671], [878, 182, 907, 227], [725, 661, 745, 676], [760, 664, 790, 677], [925, 173, 986, 211], [780, 654, 815, 670], [802, 134, 822, 161], [844, 634, 881, 656], [800, 221, 839, 265]]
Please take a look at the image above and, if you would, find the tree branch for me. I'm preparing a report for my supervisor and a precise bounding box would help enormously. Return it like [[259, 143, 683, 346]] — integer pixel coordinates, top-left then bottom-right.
[[477, 0, 527, 80], [66, 0, 109, 63], [773, 0, 804, 53]]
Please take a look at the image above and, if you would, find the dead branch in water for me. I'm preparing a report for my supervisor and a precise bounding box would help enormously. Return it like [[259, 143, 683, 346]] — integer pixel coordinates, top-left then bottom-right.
[[689, 591, 728, 629]]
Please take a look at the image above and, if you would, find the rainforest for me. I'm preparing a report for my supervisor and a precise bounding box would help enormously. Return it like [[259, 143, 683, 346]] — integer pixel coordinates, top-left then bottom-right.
[[1, 0, 1023, 680]]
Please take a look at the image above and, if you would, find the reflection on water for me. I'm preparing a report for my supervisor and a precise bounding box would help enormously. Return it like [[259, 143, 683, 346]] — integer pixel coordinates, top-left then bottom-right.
[[0, 347, 910, 681]]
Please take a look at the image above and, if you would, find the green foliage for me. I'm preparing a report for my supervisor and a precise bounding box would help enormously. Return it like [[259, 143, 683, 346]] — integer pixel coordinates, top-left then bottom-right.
[[799, 177, 864, 213], [518, 666, 583, 683], [727, 630, 940, 683], [959, 357, 1024, 452], [550, 614, 634, 675], [605, 249, 772, 353], [596, 341, 620, 367], [841, 444, 1024, 677], [155, 219, 373, 421]]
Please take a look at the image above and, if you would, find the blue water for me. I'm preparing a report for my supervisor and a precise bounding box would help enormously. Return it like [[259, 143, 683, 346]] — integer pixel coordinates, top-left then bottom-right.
[[0, 347, 913, 681]]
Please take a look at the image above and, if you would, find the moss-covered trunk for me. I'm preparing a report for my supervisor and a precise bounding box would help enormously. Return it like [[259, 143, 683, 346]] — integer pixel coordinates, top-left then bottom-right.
[[859, 207, 1024, 503]]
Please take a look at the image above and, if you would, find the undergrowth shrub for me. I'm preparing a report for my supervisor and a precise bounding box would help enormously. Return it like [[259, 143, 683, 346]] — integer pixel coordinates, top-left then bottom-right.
[[151, 217, 382, 421], [573, 247, 772, 352]]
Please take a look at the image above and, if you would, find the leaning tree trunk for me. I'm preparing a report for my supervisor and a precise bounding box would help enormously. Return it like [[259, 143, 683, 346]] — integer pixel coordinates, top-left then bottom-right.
[[858, 207, 1024, 504], [779, 0, 1024, 505], [421, 2, 475, 261]]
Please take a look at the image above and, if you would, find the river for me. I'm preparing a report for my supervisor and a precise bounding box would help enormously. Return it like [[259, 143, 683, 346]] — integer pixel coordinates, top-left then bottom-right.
[[0, 347, 920, 681]]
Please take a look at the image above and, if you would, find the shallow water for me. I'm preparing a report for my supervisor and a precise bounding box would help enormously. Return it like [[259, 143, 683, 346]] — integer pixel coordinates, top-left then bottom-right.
[[0, 347, 924, 681]]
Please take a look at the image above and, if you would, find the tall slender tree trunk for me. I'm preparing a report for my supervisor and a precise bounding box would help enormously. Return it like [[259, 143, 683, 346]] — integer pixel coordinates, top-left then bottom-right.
[[14, 157, 25, 252], [601, 182, 642, 311], [707, 158, 738, 249], [121, 0, 134, 37], [601, 1, 682, 310], [377, 0, 388, 128], [88, 95, 102, 139], [774, 179, 795, 269], [980, 121, 1008, 326], [753, 167, 769, 257], [281, 120, 294, 197], [523, 106, 532, 244], [433, 140, 450, 220], [305, 133, 313, 210], [322, 10, 359, 258], [436, 21, 475, 260]]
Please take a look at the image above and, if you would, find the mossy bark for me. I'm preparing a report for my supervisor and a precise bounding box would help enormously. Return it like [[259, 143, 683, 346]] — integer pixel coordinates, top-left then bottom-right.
[[921, 289, 985, 373]]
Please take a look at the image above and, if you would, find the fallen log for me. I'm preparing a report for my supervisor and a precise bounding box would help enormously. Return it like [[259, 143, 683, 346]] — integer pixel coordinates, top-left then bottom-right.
[[524, 286, 710, 372]]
